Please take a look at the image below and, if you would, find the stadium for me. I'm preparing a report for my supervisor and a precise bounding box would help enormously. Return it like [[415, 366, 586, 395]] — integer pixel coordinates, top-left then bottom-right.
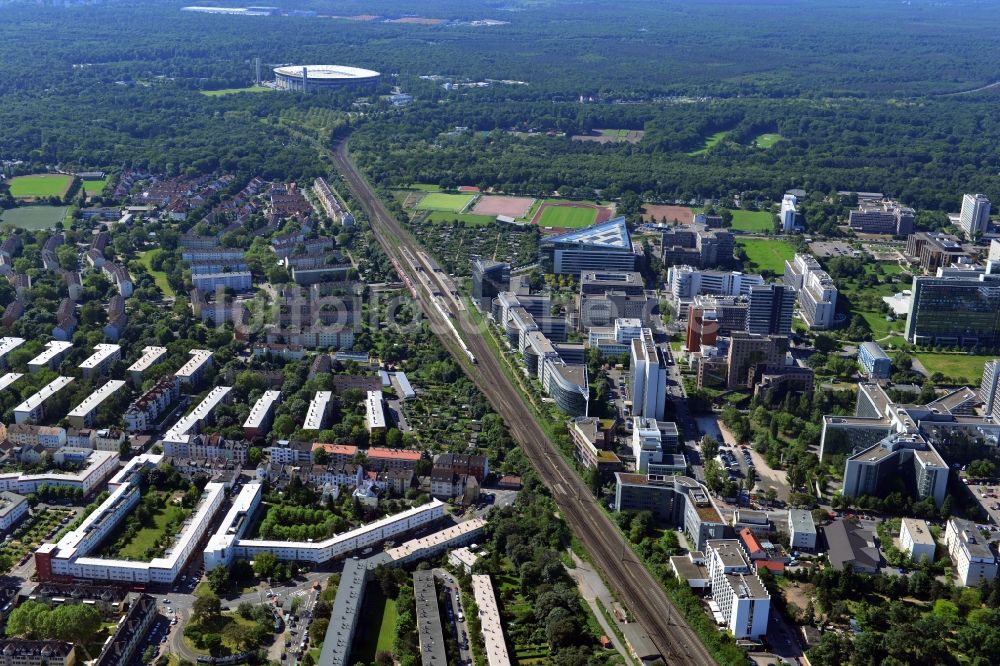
[[273, 64, 381, 91]]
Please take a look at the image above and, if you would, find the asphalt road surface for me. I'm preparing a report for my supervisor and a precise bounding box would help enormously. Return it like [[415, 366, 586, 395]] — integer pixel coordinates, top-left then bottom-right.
[[333, 138, 715, 666]]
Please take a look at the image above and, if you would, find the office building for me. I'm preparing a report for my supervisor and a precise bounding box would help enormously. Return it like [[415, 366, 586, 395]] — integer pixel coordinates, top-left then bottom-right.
[[576, 291, 655, 330], [858, 341, 892, 379], [959, 193, 991, 239], [586, 318, 643, 357], [905, 267, 1000, 347], [569, 417, 622, 474], [632, 417, 664, 473], [905, 232, 970, 274], [661, 225, 735, 268], [945, 517, 998, 587], [704, 540, 770, 639], [540, 217, 635, 275], [787, 509, 816, 551], [848, 199, 915, 235], [782, 254, 837, 329], [667, 265, 763, 310], [579, 271, 645, 296], [899, 517, 936, 563], [725, 333, 789, 389], [613, 474, 725, 550], [779, 194, 797, 233], [980, 359, 1000, 420], [631, 329, 666, 420], [746, 284, 795, 336], [471, 258, 510, 309], [841, 432, 949, 507]]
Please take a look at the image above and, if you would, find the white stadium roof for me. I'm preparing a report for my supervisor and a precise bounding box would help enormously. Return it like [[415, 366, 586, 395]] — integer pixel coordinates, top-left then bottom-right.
[[273, 65, 380, 80]]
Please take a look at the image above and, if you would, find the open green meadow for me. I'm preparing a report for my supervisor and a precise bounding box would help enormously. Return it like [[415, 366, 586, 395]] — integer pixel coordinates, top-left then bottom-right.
[[112, 498, 190, 561], [6, 174, 74, 198], [916, 353, 993, 383], [688, 130, 731, 156], [426, 210, 496, 226], [752, 133, 785, 148], [82, 175, 112, 195], [538, 204, 598, 228], [353, 586, 398, 661], [200, 86, 275, 97], [728, 209, 774, 232], [406, 183, 443, 192], [415, 192, 475, 212], [137, 248, 176, 297], [737, 237, 796, 272], [0, 205, 68, 230]]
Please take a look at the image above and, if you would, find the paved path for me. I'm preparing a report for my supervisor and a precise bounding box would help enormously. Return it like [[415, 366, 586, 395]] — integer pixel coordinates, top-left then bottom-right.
[[564, 551, 637, 666]]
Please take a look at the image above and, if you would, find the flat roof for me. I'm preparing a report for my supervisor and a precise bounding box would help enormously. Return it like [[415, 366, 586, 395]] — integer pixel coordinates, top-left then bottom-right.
[[78, 344, 120, 370], [788, 509, 816, 535], [303, 391, 332, 430], [0, 337, 25, 359], [386, 518, 485, 562], [28, 341, 73, 367], [175, 349, 213, 378], [243, 390, 281, 429], [127, 346, 168, 373], [0, 373, 23, 392], [414, 571, 448, 666], [706, 539, 749, 568], [0, 491, 27, 518], [163, 386, 232, 443], [472, 575, 512, 666], [723, 571, 769, 600], [901, 518, 934, 546], [366, 390, 385, 430], [14, 376, 75, 414], [67, 380, 126, 419]]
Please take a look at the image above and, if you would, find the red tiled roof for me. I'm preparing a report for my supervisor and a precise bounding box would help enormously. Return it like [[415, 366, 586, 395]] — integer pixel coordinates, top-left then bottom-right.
[[740, 527, 763, 554]]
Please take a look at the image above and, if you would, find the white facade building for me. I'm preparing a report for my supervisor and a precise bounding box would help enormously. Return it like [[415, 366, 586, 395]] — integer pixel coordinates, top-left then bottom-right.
[[27, 341, 73, 374], [705, 539, 770, 639], [631, 417, 663, 473], [899, 517, 936, 563], [303, 391, 333, 431], [13, 376, 74, 424], [959, 193, 991, 238], [67, 380, 126, 428], [787, 509, 817, 552], [630, 329, 666, 420], [945, 517, 998, 587], [779, 194, 797, 233]]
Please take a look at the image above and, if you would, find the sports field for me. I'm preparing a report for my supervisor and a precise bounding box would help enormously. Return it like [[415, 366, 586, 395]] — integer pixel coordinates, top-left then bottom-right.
[[536, 203, 598, 228], [6, 174, 74, 199], [642, 204, 693, 225], [82, 175, 111, 195], [737, 237, 796, 273], [415, 192, 475, 212], [200, 86, 275, 97], [752, 133, 785, 148], [471, 195, 535, 218], [426, 211, 496, 226], [0, 206, 68, 230], [729, 210, 775, 232]]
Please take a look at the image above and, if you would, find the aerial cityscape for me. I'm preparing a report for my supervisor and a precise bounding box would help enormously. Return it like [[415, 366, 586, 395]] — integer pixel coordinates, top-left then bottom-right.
[[1, 1, 1000, 666]]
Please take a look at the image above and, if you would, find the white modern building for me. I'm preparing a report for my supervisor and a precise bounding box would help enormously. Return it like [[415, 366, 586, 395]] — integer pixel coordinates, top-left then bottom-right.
[[667, 266, 764, 309], [705, 539, 770, 639], [782, 254, 838, 330], [126, 346, 167, 386], [0, 373, 22, 392], [779, 194, 797, 233], [303, 391, 333, 431], [27, 341, 73, 373], [191, 271, 253, 293], [174, 349, 213, 387], [945, 517, 998, 587], [631, 417, 663, 473], [13, 376, 74, 424], [0, 491, 29, 532], [0, 450, 118, 495], [899, 517, 936, 563], [365, 390, 386, 433], [66, 380, 126, 428], [787, 509, 817, 552], [243, 390, 281, 439], [958, 193, 991, 239], [630, 329, 666, 420], [78, 344, 121, 381]]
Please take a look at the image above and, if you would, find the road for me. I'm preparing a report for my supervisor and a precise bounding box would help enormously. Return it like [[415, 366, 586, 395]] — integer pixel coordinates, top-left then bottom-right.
[[333, 139, 715, 666], [434, 568, 472, 665]]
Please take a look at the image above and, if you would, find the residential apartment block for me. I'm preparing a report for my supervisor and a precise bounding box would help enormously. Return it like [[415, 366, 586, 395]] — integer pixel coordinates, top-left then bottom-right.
[[705, 539, 770, 639], [945, 517, 998, 587]]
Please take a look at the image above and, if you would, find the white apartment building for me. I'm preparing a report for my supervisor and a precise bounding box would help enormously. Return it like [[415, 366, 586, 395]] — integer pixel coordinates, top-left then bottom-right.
[[899, 517, 936, 563], [787, 509, 817, 552], [174, 349, 213, 386], [779, 194, 797, 233], [243, 390, 281, 439], [630, 329, 666, 420], [78, 344, 121, 381], [0, 337, 25, 368], [13, 376, 75, 424], [66, 380, 126, 429], [303, 391, 333, 431], [782, 254, 838, 330], [959, 193, 991, 239], [945, 517, 998, 587], [472, 575, 512, 666], [0, 450, 118, 495], [631, 417, 663, 473], [0, 491, 28, 532], [191, 271, 253, 293], [126, 346, 167, 386], [366, 390, 386, 433], [705, 539, 770, 639], [27, 341, 73, 373]]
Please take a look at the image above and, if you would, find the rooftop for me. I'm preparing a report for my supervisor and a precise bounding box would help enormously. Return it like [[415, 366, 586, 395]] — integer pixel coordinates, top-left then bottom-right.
[[78, 344, 120, 370], [27, 341, 73, 367], [901, 518, 935, 546], [543, 216, 631, 250], [126, 346, 168, 373], [14, 376, 75, 414], [67, 380, 126, 419]]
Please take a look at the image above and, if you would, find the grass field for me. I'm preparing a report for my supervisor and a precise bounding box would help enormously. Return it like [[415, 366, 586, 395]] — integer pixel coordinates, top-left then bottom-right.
[[6, 174, 74, 199], [137, 249, 176, 297], [415, 192, 475, 212], [200, 86, 275, 97], [406, 183, 443, 192], [82, 176, 112, 195], [353, 586, 398, 661], [114, 499, 190, 561], [538, 204, 598, 228], [737, 237, 796, 273], [729, 209, 775, 232], [426, 210, 496, 226], [752, 133, 785, 148], [0, 205, 68, 230], [916, 353, 993, 383], [688, 130, 731, 156]]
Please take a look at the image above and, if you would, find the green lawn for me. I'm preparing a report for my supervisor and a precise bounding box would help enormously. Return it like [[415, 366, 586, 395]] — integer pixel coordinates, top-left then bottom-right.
[[538, 204, 598, 228], [729, 209, 775, 232], [406, 183, 443, 192], [200, 86, 275, 97], [415, 192, 475, 212], [0, 206, 68, 230], [114, 500, 190, 560], [736, 237, 797, 273], [6, 174, 74, 198], [688, 130, 731, 156], [82, 176, 112, 195], [426, 210, 496, 226], [137, 248, 176, 297], [856, 310, 903, 339], [752, 133, 785, 148], [916, 353, 993, 383], [353, 586, 398, 662]]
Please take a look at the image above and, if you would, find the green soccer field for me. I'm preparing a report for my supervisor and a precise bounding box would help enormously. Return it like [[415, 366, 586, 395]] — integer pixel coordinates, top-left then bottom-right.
[[538, 205, 598, 228], [737, 237, 796, 273], [0, 206, 68, 230], [729, 209, 775, 232], [6, 174, 74, 198], [82, 175, 111, 195], [415, 192, 475, 212]]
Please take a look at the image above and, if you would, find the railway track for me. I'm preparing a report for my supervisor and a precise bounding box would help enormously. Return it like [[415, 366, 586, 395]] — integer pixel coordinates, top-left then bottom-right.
[[332, 140, 716, 666]]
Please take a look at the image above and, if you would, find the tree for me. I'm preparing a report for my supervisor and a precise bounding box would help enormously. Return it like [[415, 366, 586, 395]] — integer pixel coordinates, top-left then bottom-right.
[[203, 632, 223, 655], [47, 604, 103, 659], [253, 552, 278, 580], [273, 414, 295, 438], [247, 447, 263, 466], [700, 435, 720, 460], [744, 467, 757, 493], [193, 592, 222, 624], [5, 601, 49, 638], [312, 448, 331, 465], [223, 621, 257, 653], [968, 459, 996, 480], [208, 566, 231, 595]]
